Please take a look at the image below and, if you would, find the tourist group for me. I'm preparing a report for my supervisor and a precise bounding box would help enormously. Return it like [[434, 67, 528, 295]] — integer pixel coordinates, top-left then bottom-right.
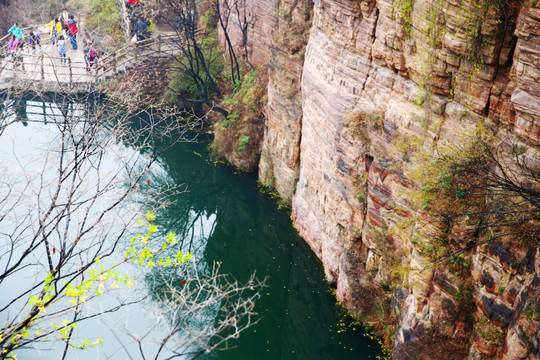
[[7, 8, 98, 72]]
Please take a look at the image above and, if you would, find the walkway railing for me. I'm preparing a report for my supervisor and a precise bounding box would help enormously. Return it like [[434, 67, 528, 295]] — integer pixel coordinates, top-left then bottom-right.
[[0, 32, 184, 92], [97, 33, 183, 78], [2, 52, 88, 78], [0, 3, 202, 93]]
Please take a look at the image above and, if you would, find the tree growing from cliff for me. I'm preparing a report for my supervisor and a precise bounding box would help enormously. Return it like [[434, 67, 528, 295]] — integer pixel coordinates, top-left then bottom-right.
[[159, 0, 256, 116], [157, 0, 225, 114], [212, 0, 254, 85], [407, 129, 539, 264], [0, 85, 263, 359]]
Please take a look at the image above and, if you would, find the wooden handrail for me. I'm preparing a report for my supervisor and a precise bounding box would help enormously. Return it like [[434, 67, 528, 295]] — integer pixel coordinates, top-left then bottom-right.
[[0, 25, 39, 45], [115, 0, 132, 41], [0, 30, 200, 91], [97, 33, 179, 66]]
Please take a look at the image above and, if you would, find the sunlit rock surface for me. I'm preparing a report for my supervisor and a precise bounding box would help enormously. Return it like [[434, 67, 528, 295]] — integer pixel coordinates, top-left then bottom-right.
[[220, 0, 539, 357]]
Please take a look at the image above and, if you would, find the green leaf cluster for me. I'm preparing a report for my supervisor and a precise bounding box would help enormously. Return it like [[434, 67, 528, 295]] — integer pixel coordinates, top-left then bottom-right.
[[2, 212, 192, 358], [125, 211, 192, 268]]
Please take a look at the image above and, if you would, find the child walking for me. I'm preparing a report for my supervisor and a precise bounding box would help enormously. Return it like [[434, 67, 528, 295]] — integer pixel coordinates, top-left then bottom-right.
[[58, 35, 67, 65]]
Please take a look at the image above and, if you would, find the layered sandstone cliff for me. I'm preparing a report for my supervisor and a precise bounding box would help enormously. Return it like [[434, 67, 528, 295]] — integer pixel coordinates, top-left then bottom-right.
[[219, 0, 539, 358]]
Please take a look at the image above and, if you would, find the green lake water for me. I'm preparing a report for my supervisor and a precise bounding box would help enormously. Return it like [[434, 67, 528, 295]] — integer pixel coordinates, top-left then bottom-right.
[[153, 137, 383, 360], [0, 96, 383, 359]]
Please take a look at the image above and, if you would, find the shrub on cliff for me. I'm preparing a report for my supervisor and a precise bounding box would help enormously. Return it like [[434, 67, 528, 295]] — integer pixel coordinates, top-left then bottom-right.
[[85, 0, 124, 45], [211, 67, 268, 171], [406, 128, 539, 264]]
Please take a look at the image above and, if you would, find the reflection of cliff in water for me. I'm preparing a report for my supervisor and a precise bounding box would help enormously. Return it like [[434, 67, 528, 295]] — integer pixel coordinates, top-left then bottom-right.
[[147, 138, 382, 359], [0, 94, 382, 359]]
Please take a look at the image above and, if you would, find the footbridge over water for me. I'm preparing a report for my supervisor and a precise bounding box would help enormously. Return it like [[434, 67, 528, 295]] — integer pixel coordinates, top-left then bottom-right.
[[0, 20, 182, 94]]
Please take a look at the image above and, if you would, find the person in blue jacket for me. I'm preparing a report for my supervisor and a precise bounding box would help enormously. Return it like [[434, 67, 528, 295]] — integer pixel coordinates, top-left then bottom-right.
[[7, 23, 25, 46]]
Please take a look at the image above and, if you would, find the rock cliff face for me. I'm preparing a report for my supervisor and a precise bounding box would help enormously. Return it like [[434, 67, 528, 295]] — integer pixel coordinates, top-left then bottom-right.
[[258, 0, 312, 202], [219, 0, 539, 358]]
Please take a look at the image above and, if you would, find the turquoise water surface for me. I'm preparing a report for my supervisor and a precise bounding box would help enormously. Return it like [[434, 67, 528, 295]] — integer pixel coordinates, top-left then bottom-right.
[[0, 95, 382, 359]]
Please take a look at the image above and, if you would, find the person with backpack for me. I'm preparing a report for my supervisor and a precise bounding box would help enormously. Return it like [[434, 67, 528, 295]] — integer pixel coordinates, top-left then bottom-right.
[[57, 35, 67, 65], [83, 43, 98, 72], [45, 18, 62, 46], [135, 19, 149, 41], [129, 5, 142, 38], [28, 31, 41, 53]]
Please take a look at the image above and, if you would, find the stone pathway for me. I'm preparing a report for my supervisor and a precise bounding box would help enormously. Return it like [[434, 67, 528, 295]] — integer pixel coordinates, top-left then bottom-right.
[[0, 20, 186, 93], [0, 24, 96, 92]]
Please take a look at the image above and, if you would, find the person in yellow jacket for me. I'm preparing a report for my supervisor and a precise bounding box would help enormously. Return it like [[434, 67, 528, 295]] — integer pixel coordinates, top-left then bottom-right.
[[45, 18, 62, 46], [147, 18, 155, 32]]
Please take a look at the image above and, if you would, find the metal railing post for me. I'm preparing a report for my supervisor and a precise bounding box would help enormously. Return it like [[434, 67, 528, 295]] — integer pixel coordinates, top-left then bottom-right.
[[68, 57, 73, 84], [40, 55, 44, 80]]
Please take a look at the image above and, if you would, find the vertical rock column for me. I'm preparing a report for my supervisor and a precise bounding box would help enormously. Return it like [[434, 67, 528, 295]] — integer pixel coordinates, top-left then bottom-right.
[[258, 0, 313, 202], [292, 0, 379, 281]]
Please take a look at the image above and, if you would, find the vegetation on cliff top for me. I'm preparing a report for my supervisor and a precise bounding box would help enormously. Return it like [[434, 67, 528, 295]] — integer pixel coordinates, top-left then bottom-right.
[[211, 66, 268, 171], [161, 0, 269, 171]]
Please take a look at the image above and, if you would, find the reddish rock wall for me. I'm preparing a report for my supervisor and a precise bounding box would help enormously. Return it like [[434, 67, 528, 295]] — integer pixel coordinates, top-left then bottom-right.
[[219, 0, 540, 358], [291, 0, 539, 358], [217, 0, 280, 67], [258, 0, 312, 202]]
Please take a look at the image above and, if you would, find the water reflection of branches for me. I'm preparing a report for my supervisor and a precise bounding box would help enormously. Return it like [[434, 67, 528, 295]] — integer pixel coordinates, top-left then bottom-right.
[[137, 152, 220, 258], [134, 263, 265, 359], [0, 80, 263, 359]]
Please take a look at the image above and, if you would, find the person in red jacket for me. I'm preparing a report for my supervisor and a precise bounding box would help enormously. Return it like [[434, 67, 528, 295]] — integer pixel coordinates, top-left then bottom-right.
[[127, 0, 141, 10], [67, 15, 78, 50]]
